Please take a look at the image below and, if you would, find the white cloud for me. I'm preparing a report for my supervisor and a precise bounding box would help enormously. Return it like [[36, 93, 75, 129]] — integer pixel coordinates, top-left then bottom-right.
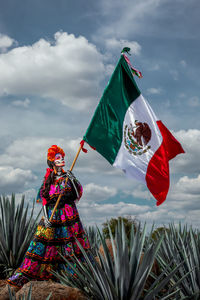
[[104, 38, 141, 56], [124, 173, 200, 229], [176, 175, 200, 195], [105, 64, 115, 76], [13, 188, 43, 218], [78, 181, 199, 229], [78, 200, 150, 227], [168, 178, 200, 207], [0, 127, 199, 196], [0, 32, 105, 110], [171, 129, 200, 174], [83, 183, 117, 202], [12, 98, 31, 108], [131, 188, 151, 200], [0, 129, 199, 230], [15, 188, 37, 203], [0, 137, 78, 170], [146, 87, 162, 95], [138, 174, 200, 229], [0, 136, 115, 177], [0, 166, 37, 193], [97, 0, 161, 39], [0, 34, 15, 51]]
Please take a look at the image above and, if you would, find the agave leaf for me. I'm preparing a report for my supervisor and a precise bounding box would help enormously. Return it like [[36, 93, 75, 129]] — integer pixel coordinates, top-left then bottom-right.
[[108, 224, 118, 277], [96, 252, 117, 297], [144, 223, 155, 245], [156, 223, 200, 298], [96, 226, 115, 282], [8, 284, 16, 299], [0, 238, 10, 265], [131, 234, 164, 299], [26, 283, 32, 300], [167, 269, 194, 297], [45, 293, 53, 300], [0, 195, 41, 274], [17, 204, 42, 263], [129, 223, 145, 288], [160, 289, 181, 300], [144, 261, 186, 300], [53, 220, 194, 300], [75, 239, 114, 299], [54, 251, 106, 298], [189, 229, 200, 286]]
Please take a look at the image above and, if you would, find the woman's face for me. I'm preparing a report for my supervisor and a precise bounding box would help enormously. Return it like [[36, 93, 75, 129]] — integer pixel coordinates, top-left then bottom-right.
[[54, 153, 65, 167]]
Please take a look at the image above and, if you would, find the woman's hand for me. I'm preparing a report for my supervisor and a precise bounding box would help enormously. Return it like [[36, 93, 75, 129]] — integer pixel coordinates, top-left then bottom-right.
[[43, 205, 53, 228], [44, 217, 53, 228], [66, 170, 76, 180]]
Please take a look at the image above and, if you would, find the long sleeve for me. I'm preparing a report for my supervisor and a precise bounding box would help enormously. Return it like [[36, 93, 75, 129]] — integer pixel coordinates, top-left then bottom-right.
[[69, 177, 83, 202]]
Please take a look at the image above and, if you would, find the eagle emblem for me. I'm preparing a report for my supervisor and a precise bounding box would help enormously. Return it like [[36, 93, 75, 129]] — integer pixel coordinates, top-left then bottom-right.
[[124, 120, 151, 156]]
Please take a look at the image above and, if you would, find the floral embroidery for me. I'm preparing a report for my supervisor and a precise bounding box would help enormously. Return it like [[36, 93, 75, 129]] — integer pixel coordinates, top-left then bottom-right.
[[7, 201, 90, 288]]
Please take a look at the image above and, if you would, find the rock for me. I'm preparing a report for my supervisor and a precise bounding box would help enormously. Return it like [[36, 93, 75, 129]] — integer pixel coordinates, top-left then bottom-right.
[[0, 281, 7, 292], [0, 280, 87, 300], [15, 281, 87, 300], [0, 283, 20, 300], [0, 286, 9, 300], [0, 280, 9, 300]]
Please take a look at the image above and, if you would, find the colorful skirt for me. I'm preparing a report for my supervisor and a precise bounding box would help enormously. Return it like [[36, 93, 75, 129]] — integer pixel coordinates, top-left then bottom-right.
[[7, 202, 90, 288]]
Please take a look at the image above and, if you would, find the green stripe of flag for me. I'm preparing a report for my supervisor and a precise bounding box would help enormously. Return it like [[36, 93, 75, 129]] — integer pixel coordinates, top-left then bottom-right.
[[83, 54, 141, 164]]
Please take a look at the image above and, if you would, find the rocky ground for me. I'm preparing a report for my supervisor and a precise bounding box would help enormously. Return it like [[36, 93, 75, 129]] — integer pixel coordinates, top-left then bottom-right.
[[0, 280, 87, 300]]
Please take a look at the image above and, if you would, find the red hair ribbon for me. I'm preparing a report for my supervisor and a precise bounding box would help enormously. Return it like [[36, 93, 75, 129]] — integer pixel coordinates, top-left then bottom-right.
[[80, 140, 96, 153]]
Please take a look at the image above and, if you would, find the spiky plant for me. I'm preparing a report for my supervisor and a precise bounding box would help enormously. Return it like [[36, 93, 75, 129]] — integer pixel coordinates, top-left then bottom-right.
[[85, 225, 101, 249], [155, 223, 200, 299], [0, 194, 41, 277], [53, 220, 186, 300]]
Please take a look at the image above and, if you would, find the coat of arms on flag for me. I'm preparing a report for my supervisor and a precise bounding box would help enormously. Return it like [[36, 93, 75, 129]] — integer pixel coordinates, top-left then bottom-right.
[[83, 48, 185, 206], [124, 120, 151, 156]]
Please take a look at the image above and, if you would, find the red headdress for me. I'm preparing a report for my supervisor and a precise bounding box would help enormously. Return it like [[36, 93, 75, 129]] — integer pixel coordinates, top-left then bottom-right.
[[47, 145, 65, 161]]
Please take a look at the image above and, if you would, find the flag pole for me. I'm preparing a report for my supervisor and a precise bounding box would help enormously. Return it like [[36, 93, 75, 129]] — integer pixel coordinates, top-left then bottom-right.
[[49, 144, 82, 222]]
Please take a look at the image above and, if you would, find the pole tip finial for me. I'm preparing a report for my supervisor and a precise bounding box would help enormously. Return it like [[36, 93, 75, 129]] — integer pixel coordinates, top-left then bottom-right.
[[121, 47, 131, 55]]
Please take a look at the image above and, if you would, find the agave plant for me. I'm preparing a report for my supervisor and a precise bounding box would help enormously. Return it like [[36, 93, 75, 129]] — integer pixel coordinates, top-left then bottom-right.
[[0, 194, 41, 277], [85, 225, 101, 249], [53, 220, 186, 300], [155, 223, 200, 299]]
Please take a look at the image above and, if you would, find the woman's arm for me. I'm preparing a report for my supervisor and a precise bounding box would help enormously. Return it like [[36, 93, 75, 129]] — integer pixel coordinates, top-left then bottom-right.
[[66, 171, 83, 202]]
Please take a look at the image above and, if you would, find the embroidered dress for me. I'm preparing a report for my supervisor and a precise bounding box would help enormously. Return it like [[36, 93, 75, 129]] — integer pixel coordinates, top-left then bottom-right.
[[7, 170, 90, 288]]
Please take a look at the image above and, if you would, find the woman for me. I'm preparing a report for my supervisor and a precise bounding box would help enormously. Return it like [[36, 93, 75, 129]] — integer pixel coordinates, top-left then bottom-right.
[[7, 145, 90, 288]]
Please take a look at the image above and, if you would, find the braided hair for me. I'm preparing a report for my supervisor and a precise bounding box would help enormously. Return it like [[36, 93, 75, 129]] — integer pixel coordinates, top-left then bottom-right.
[[42, 160, 56, 200]]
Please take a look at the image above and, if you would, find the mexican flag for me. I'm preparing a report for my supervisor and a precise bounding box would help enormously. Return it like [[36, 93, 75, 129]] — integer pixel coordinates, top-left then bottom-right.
[[83, 53, 184, 206]]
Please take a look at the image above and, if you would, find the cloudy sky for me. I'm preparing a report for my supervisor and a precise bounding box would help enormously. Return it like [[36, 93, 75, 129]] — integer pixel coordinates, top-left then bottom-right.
[[0, 0, 200, 230]]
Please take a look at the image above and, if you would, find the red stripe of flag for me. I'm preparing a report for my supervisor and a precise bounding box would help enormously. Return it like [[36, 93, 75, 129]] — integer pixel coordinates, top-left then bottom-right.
[[146, 121, 185, 206]]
